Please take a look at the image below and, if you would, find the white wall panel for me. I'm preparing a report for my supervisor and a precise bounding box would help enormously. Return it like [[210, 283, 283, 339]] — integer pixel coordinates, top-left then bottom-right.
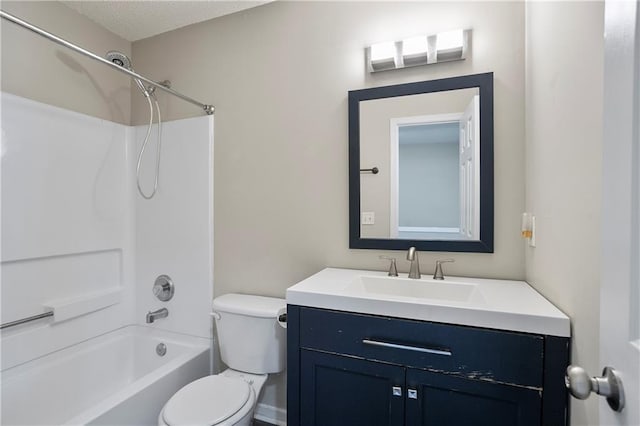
[[1, 94, 130, 261], [0, 93, 135, 370], [134, 115, 213, 339]]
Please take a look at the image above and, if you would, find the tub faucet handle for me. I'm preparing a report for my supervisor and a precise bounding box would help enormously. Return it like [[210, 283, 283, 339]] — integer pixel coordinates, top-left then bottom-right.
[[379, 256, 398, 277], [433, 259, 455, 280]]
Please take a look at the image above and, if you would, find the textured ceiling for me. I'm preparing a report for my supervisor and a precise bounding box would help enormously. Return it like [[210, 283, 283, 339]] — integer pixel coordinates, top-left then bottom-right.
[[61, 1, 271, 42]]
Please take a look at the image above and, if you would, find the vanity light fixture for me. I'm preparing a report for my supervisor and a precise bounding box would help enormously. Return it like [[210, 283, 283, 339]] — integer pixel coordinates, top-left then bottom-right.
[[366, 29, 470, 73], [402, 36, 429, 67], [369, 41, 398, 72], [436, 29, 465, 62]]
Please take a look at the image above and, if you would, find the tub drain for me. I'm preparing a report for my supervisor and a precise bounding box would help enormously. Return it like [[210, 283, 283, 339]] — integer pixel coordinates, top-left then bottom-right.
[[156, 343, 167, 356]]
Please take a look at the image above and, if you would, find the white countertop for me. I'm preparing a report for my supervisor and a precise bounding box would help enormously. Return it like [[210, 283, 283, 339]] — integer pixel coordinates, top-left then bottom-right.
[[286, 268, 570, 337]]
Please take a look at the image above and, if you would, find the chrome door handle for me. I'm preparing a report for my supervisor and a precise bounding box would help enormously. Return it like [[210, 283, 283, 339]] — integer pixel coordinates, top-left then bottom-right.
[[362, 339, 452, 356], [392, 386, 402, 397], [565, 365, 625, 412]]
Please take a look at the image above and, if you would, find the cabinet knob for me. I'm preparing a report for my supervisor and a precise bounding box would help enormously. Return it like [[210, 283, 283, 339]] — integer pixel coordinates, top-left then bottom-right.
[[408, 389, 418, 399], [392, 386, 402, 397]]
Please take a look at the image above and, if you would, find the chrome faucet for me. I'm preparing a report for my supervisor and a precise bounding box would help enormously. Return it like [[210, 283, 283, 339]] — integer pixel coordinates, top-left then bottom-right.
[[146, 308, 168, 323], [433, 259, 455, 280], [407, 247, 421, 279]]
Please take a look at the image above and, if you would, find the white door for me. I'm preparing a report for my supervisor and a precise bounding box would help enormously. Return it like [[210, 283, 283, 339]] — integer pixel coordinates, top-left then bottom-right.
[[459, 95, 480, 240], [566, 2, 639, 423], [599, 0, 639, 424]]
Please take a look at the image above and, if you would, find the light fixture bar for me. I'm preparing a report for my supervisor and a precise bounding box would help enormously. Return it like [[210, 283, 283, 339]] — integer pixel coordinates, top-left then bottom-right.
[[366, 29, 470, 73]]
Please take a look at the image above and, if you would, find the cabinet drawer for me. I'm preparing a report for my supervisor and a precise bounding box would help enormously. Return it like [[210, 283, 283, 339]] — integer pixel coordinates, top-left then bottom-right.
[[298, 307, 544, 388]]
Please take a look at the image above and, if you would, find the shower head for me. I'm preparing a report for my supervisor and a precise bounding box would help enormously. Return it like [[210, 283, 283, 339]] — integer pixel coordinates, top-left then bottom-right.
[[105, 50, 150, 98], [105, 50, 132, 69]]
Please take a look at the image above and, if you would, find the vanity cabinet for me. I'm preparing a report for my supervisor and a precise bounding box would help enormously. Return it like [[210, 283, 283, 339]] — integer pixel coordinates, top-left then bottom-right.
[[287, 306, 569, 426]]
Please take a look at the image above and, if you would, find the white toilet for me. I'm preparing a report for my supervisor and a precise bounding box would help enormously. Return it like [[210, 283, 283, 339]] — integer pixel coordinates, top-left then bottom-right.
[[158, 294, 286, 426]]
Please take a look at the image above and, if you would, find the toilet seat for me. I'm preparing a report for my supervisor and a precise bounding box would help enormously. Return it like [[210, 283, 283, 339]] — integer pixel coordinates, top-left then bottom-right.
[[162, 376, 251, 426]]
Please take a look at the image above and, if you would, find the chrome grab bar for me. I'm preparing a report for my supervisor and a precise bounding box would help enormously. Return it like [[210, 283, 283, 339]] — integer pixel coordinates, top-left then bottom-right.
[[362, 339, 452, 356], [0, 311, 54, 330]]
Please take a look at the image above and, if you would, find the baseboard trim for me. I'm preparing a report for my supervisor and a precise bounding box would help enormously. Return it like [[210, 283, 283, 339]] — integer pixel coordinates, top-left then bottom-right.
[[254, 402, 287, 426]]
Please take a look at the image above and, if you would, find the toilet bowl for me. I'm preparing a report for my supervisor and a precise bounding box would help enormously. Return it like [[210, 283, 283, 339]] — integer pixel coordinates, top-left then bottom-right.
[[158, 294, 286, 426], [158, 369, 268, 426]]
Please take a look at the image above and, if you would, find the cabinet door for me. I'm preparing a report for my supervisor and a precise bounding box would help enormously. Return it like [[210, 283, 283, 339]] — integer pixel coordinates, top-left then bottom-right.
[[405, 369, 541, 426], [300, 349, 406, 426]]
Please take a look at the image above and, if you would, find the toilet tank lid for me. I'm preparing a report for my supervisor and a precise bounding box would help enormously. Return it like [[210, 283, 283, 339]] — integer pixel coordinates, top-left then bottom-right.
[[213, 294, 285, 318]]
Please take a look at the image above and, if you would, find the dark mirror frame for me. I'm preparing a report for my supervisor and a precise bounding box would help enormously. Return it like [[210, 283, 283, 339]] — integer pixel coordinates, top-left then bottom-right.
[[349, 72, 494, 252]]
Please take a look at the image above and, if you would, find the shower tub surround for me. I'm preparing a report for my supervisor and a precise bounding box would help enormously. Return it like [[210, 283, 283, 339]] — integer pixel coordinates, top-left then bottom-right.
[[1, 93, 214, 424], [1, 326, 210, 425]]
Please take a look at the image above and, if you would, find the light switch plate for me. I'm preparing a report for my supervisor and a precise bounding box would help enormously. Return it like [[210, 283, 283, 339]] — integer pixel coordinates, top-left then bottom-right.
[[361, 212, 375, 225]]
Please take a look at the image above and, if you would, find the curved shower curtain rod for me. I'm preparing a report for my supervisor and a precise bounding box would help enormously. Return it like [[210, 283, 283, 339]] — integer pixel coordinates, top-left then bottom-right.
[[0, 10, 215, 115]]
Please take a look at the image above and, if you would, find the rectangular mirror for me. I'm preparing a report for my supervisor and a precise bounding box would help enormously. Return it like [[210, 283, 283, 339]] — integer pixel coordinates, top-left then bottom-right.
[[349, 73, 493, 252]]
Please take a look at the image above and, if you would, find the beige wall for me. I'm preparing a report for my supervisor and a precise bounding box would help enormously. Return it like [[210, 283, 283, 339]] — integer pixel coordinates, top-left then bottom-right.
[[525, 2, 604, 425], [132, 1, 526, 300], [1, 1, 131, 124]]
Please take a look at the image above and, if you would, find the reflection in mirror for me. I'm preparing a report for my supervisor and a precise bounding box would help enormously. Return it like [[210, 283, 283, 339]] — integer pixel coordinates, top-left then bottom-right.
[[398, 121, 461, 239], [349, 73, 493, 252], [360, 88, 479, 241]]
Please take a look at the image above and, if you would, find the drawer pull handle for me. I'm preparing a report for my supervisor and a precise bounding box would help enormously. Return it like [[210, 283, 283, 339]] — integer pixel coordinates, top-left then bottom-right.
[[362, 339, 452, 356]]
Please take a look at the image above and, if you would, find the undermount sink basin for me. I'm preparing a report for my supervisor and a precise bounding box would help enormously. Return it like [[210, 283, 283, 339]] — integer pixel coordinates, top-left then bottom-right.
[[349, 275, 482, 304]]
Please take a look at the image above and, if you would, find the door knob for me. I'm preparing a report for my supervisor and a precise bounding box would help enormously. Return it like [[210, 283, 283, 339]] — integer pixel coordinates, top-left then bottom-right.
[[565, 365, 625, 412]]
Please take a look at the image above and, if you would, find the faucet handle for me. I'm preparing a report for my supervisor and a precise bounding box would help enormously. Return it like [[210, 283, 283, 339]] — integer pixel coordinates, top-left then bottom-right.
[[433, 259, 455, 280], [379, 256, 398, 277]]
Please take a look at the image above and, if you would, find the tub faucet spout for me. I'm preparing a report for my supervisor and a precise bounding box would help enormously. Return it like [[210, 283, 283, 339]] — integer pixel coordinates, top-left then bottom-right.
[[146, 308, 168, 323]]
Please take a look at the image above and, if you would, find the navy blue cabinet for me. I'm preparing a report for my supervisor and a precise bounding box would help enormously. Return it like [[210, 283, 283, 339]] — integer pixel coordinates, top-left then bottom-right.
[[287, 306, 569, 426], [301, 350, 405, 425], [405, 369, 541, 426]]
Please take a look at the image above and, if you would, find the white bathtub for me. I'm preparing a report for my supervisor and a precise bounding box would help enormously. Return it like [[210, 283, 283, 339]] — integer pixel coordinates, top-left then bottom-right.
[[1, 325, 210, 425]]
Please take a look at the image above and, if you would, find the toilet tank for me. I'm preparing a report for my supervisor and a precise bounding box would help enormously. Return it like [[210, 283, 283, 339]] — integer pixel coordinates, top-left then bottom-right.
[[212, 294, 286, 374]]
